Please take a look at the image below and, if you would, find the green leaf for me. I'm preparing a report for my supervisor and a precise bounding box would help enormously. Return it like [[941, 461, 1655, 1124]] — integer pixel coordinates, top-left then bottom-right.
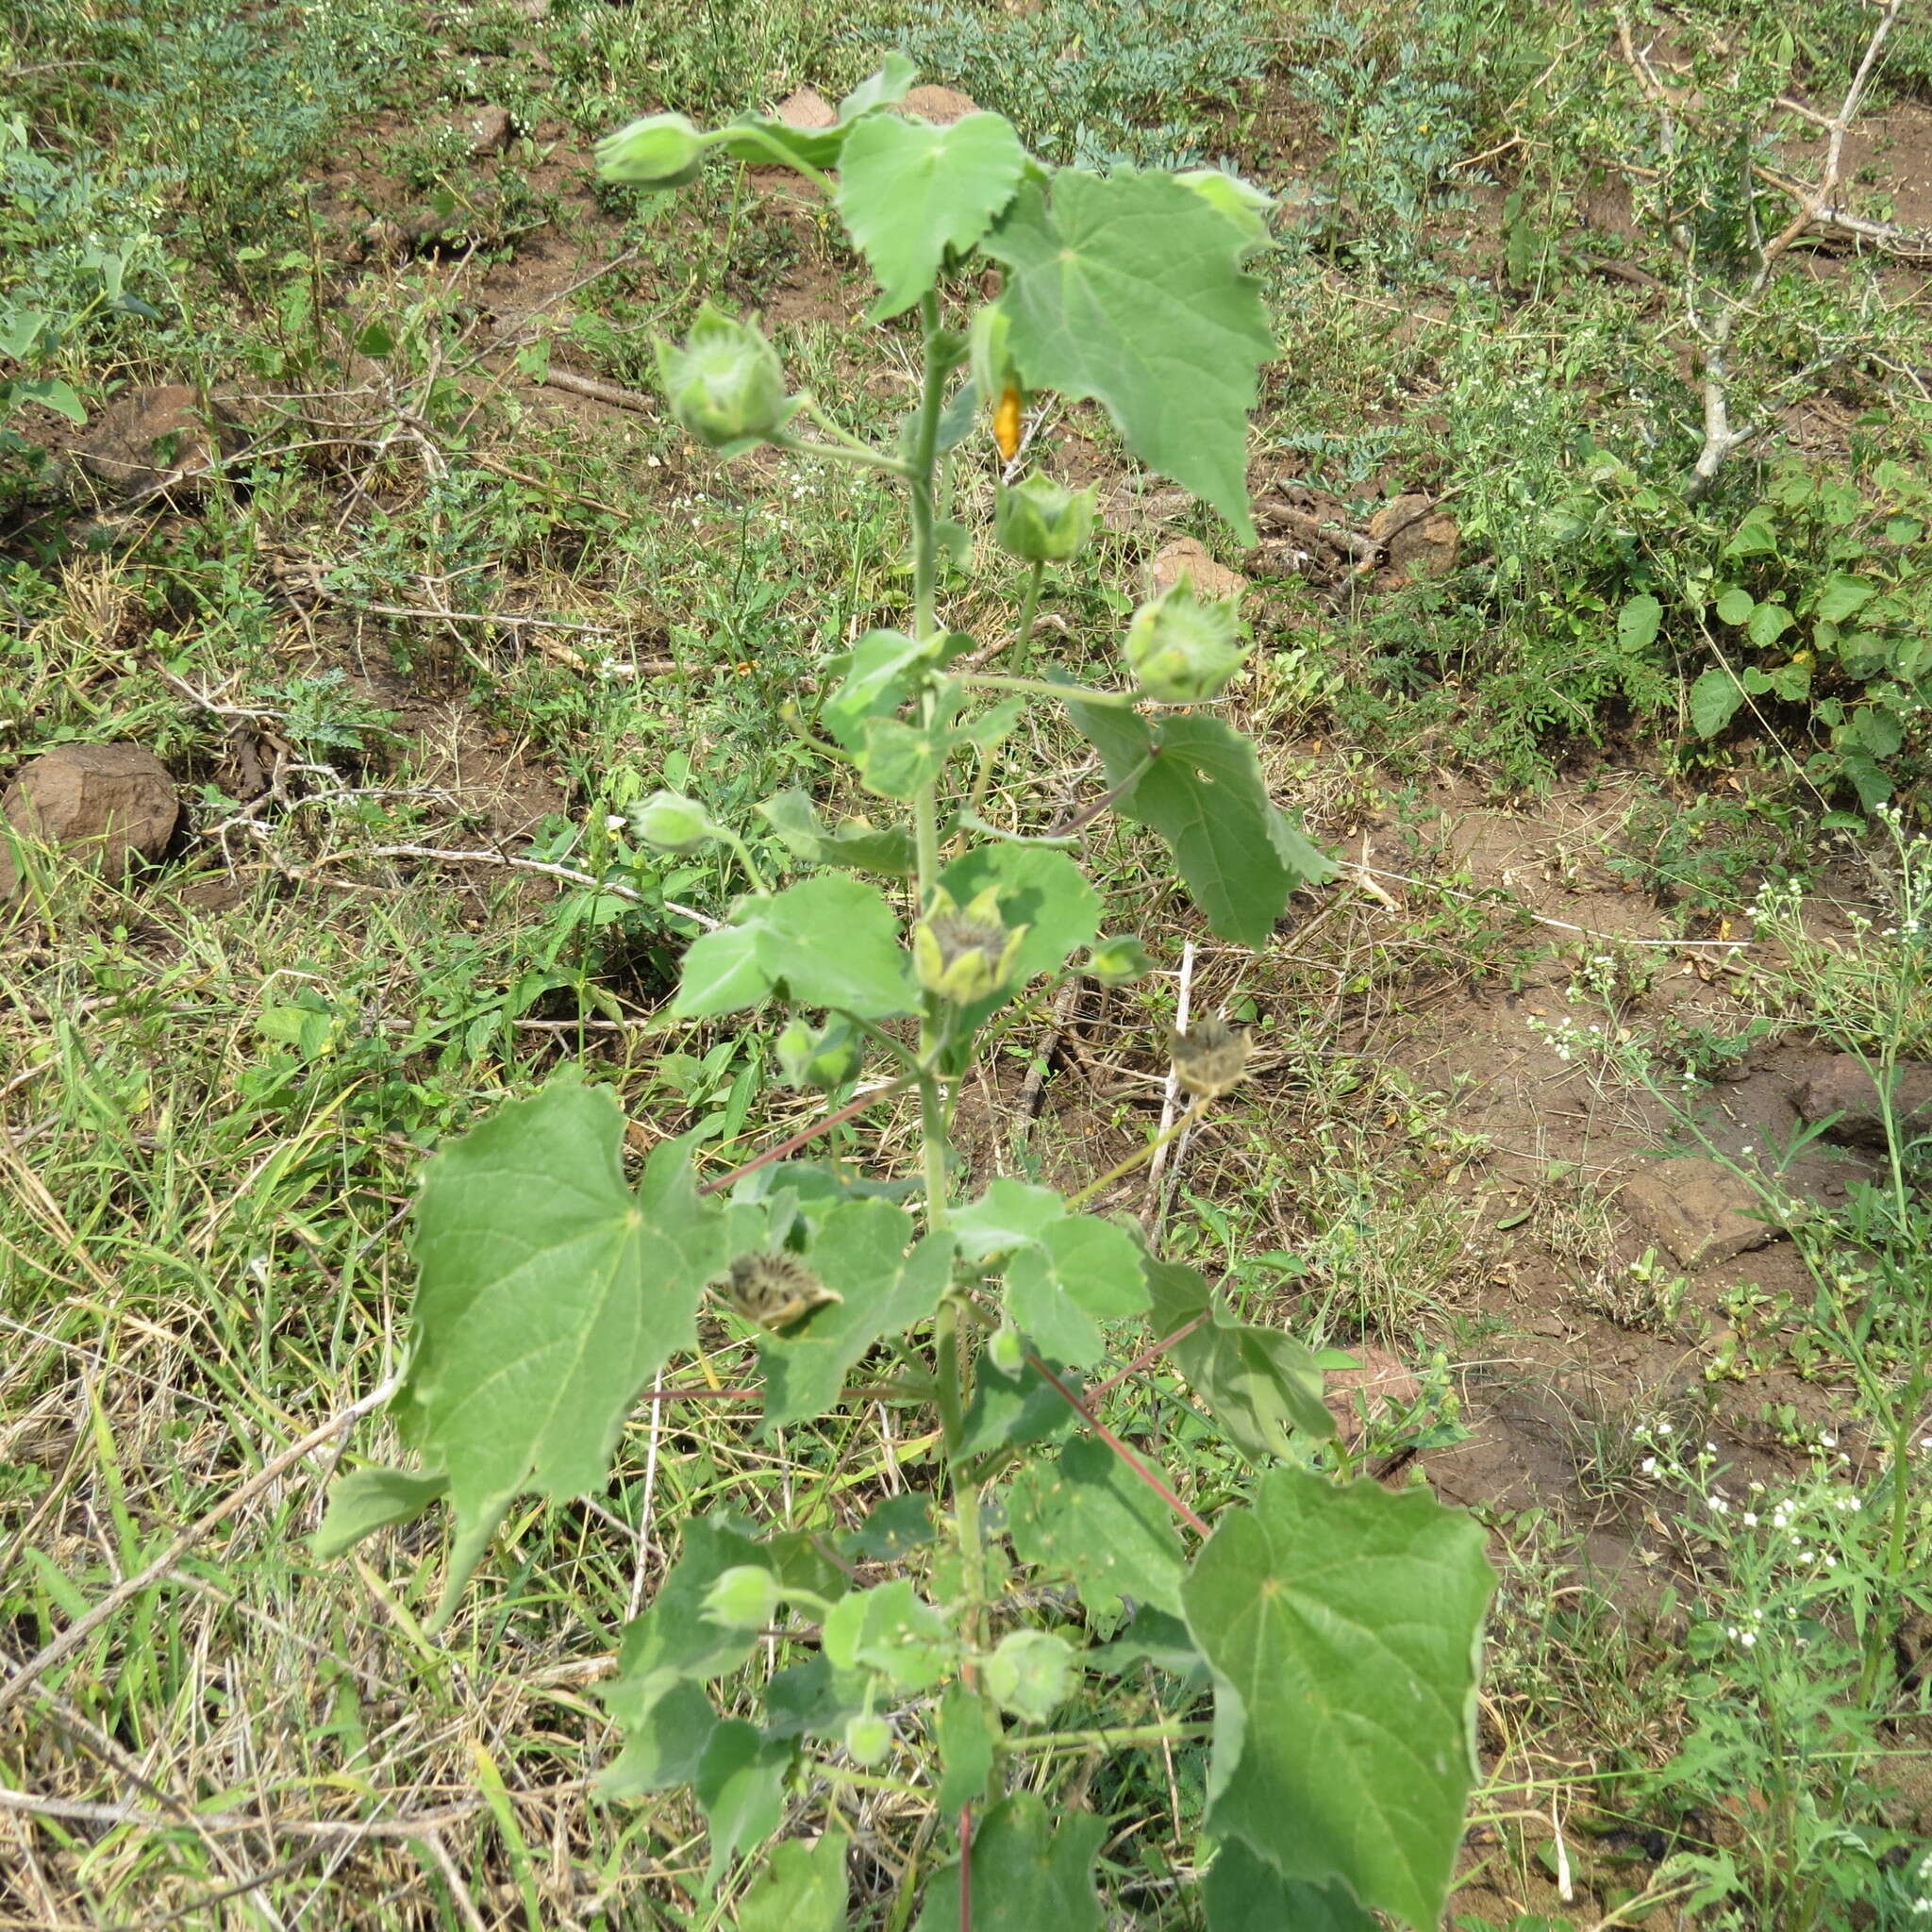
[[954, 1179, 1147, 1366], [718, 54, 914, 170], [695, 1720, 790, 1886], [858, 715, 957, 801], [985, 1628, 1078, 1724], [841, 1492, 936, 1561], [1723, 511, 1779, 559], [984, 171, 1274, 541], [25, 377, 85, 425], [1688, 667, 1744, 739], [1008, 1436, 1187, 1620], [758, 790, 915, 877], [939, 844, 1101, 996], [1615, 593, 1661, 652], [822, 628, 936, 747], [837, 113, 1028, 322], [934, 1682, 999, 1816], [915, 1796, 1106, 1932], [1713, 585, 1755, 625], [1205, 1840, 1377, 1932], [401, 1084, 725, 1617], [602, 1514, 773, 1793], [1745, 599, 1793, 648], [956, 1354, 1080, 1458], [1813, 571, 1876, 622], [823, 1580, 955, 1692], [1070, 707, 1332, 949], [311, 1466, 449, 1558], [758, 1207, 955, 1427], [1182, 1467, 1494, 1930], [1147, 1259, 1332, 1459], [740, 1833, 849, 1932], [674, 875, 914, 1020]]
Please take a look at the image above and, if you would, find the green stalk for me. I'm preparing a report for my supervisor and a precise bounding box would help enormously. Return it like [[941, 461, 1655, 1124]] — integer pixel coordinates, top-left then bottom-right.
[[1008, 558, 1045, 677]]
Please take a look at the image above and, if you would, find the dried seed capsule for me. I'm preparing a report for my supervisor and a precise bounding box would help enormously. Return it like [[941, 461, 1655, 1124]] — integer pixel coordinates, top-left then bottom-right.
[[712, 1253, 841, 1332], [1168, 1016, 1250, 1099]]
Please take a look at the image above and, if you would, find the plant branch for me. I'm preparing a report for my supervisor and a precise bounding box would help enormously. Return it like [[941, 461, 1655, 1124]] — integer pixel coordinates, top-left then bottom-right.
[[698, 1074, 918, 1195], [1026, 1356, 1209, 1538]]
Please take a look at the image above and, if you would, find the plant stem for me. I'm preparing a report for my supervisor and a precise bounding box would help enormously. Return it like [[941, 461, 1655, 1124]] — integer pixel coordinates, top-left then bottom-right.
[[1064, 1095, 1213, 1211], [959, 674, 1138, 707], [1008, 559, 1045, 677], [908, 291, 949, 651], [1008, 1722, 1213, 1756], [771, 430, 912, 479]]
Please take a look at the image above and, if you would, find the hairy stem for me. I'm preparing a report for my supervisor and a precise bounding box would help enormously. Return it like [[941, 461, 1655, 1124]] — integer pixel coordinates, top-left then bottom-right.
[[1008, 559, 1045, 677]]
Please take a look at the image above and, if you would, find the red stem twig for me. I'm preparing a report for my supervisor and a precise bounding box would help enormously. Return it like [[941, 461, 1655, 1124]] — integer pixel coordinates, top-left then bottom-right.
[[1025, 1356, 1210, 1539]]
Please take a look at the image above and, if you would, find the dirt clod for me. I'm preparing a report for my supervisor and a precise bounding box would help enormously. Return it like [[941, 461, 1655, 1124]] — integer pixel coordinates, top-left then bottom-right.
[[775, 87, 836, 132], [466, 105, 514, 156], [902, 85, 980, 125], [0, 742, 179, 901], [1150, 537, 1246, 602], [1368, 491, 1459, 586], [1620, 1156, 1781, 1270], [1794, 1053, 1932, 1148], [70, 384, 245, 504]]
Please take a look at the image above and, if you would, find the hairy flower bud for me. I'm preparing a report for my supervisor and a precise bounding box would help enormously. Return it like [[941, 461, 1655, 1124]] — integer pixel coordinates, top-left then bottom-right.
[[1123, 576, 1248, 703], [1168, 1017, 1251, 1099], [627, 788, 720, 855], [702, 1564, 782, 1630], [654, 302, 796, 453], [596, 112, 708, 187], [911, 885, 1027, 1006], [776, 1017, 864, 1092], [995, 473, 1097, 566]]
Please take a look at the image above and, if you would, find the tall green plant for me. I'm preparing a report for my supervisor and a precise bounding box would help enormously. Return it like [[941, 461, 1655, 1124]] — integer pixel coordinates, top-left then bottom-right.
[[320, 61, 1496, 1928]]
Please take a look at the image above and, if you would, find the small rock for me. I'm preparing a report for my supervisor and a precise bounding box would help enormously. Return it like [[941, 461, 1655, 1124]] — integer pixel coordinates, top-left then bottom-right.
[[902, 84, 980, 125], [1368, 491, 1458, 585], [71, 384, 245, 504], [1794, 1053, 1932, 1149], [1621, 1156, 1780, 1270], [1324, 1345, 1422, 1449], [513, 0, 549, 18], [1528, 1312, 1568, 1339], [775, 87, 837, 132], [1150, 536, 1246, 603], [466, 105, 514, 156], [0, 743, 179, 901]]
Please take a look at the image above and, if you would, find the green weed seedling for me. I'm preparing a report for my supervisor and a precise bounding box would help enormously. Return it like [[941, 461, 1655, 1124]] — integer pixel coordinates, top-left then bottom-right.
[[319, 63, 1497, 1928]]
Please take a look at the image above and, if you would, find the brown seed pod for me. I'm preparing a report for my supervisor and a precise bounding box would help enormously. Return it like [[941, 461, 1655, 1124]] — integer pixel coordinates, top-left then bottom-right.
[[711, 1252, 841, 1333], [1167, 1017, 1250, 1099]]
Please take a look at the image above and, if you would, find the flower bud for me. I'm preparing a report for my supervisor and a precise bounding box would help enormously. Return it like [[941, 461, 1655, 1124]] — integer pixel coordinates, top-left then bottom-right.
[[969, 303, 1014, 407], [596, 112, 708, 188], [1175, 166, 1275, 253], [654, 301, 796, 452], [627, 789, 720, 855], [911, 885, 1027, 1006], [712, 1252, 841, 1332], [1123, 576, 1248, 703], [844, 1713, 892, 1767], [776, 1017, 864, 1091], [703, 1564, 782, 1630], [1082, 934, 1152, 987], [995, 473, 1097, 566], [988, 1322, 1024, 1377]]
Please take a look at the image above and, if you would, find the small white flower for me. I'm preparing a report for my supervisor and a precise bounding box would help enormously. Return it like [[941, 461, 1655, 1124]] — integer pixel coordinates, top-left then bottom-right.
[[1641, 1457, 1658, 1474], [1739, 1630, 1757, 1648], [1708, 1496, 1729, 1515], [1742, 1513, 1758, 1527], [1821, 1433, 1838, 1449], [1658, 1422, 1674, 1436], [605, 814, 625, 832]]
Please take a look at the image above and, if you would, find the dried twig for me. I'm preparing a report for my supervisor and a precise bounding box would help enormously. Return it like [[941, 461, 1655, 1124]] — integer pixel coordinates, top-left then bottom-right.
[[1615, 1, 1907, 493]]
